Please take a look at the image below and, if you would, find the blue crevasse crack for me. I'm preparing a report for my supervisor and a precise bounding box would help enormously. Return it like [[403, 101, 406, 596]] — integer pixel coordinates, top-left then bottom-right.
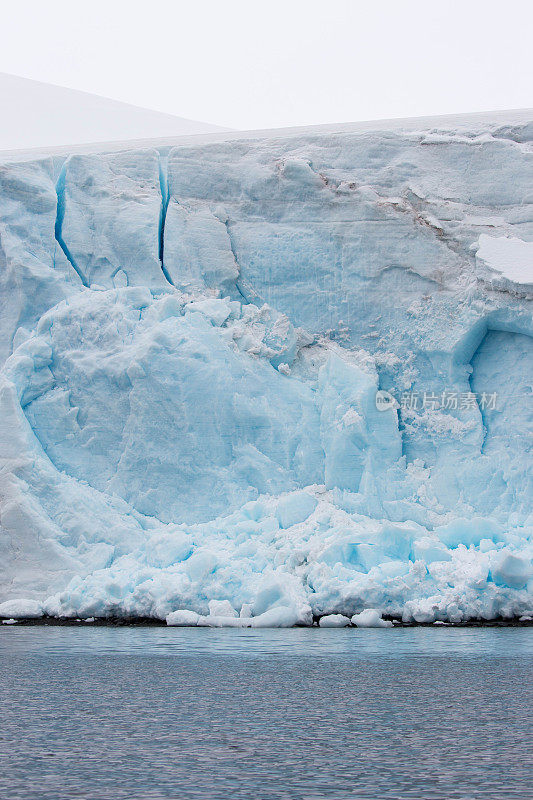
[[54, 160, 89, 287]]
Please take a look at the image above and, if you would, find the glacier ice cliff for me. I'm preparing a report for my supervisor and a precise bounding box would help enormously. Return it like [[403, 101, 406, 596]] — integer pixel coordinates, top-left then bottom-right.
[[0, 113, 532, 625]]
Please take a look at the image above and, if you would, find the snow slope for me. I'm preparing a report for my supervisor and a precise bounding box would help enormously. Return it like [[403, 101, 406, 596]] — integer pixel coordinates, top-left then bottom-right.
[[0, 73, 228, 151], [0, 112, 532, 624]]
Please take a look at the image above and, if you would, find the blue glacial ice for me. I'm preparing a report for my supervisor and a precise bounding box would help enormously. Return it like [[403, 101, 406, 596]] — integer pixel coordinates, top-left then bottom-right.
[[0, 113, 532, 625]]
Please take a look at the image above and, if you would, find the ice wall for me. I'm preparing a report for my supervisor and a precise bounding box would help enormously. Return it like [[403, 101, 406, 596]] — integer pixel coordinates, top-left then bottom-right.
[[0, 114, 531, 624]]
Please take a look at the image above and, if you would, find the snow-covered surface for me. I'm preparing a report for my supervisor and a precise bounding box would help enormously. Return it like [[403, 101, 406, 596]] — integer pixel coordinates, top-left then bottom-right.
[[0, 73, 228, 152], [1, 107, 530, 162], [476, 235, 532, 286], [0, 111, 532, 624]]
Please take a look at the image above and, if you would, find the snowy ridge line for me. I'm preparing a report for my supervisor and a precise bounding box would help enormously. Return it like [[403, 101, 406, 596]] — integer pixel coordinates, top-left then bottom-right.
[[0, 113, 532, 625], [0, 108, 531, 163], [0, 72, 230, 152]]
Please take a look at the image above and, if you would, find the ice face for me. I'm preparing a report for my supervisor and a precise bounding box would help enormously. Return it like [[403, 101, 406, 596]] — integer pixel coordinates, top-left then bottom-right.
[[0, 114, 532, 624], [0, 158, 82, 364], [20, 289, 324, 524]]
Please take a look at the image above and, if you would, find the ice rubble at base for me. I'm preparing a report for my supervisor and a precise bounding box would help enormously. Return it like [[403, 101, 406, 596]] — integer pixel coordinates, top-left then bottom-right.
[[0, 115, 532, 625]]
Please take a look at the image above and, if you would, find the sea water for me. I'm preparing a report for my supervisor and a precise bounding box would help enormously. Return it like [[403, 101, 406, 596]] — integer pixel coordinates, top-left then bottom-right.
[[1, 626, 531, 799]]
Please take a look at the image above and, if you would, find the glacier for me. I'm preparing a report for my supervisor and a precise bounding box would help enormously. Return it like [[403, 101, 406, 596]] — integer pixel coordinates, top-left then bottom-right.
[[0, 112, 532, 625]]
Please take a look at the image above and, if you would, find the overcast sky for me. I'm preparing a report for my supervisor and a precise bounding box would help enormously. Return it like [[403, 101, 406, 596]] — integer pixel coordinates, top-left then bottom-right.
[[2, 0, 531, 130]]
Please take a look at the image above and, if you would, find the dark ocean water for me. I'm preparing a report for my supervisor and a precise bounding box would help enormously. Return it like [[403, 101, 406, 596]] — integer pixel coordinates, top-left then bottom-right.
[[1, 626, 531, 800]]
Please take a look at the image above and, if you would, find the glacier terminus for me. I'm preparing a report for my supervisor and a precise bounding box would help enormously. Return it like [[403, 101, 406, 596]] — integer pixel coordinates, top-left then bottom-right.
[[0, 111, 532, 626]]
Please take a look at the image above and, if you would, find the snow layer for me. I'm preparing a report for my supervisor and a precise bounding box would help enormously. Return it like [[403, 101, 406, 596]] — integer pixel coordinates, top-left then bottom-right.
[[0, 114, 532, 624], [475, 234, 532, 286]]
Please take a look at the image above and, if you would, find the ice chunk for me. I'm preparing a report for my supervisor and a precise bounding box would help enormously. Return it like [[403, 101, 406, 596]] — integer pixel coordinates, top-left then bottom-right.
[[351, 609, 393, 628], [250, 606, 305, 628], [276, 492, 317, 529], [208, 599, 238, 618], [144, 532, 193, 569], [491, 551, 532, 590], [319, 614, 351, 628], [436, 518, 503, 549], [166, 610, 201, 626], [412, 537, 452, 564], [185, 298, 232, 326], [0, 598, 42, 618]]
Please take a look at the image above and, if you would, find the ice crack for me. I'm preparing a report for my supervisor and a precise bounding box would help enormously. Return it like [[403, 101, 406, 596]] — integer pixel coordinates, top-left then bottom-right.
[[54, 161, 88, 287]]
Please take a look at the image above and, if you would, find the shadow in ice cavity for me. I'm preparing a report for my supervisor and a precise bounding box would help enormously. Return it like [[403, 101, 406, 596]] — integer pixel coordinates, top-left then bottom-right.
[[470, 329, 532, 456]]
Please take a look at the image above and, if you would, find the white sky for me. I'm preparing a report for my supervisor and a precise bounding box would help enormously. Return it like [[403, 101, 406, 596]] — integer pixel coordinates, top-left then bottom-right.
[[1, 0, 532, 130]]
